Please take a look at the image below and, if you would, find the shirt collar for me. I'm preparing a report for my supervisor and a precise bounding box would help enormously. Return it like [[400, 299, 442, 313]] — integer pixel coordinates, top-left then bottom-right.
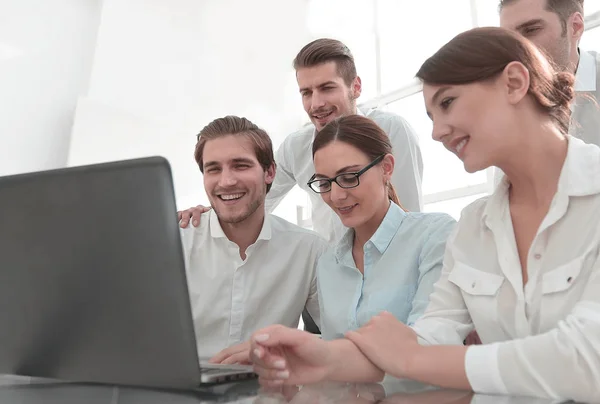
[[370, 202, 406, 253], [208, 209, 272, 241], [334, 202, 405, 260], [575, 49, 597, 92], [482, 136, 600, 227]]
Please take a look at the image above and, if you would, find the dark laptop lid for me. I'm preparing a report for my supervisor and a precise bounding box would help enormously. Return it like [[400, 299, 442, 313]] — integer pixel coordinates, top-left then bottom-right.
[[0, 157, 201, 388]]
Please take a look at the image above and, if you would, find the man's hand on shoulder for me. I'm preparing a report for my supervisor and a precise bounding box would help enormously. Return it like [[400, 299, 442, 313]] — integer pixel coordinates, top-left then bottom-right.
[[177, 205, 211, 228]]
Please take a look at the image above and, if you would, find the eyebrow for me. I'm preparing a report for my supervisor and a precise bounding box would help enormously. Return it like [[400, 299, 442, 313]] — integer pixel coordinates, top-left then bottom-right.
[[230, 158, 255, 165], [299, 81, 338, 93], [515, 18, 544, 32], [314, 164, 363, 178], [425, 86, 452, 119], [203, 161, 220, 170], [203, 157, 255, 170]]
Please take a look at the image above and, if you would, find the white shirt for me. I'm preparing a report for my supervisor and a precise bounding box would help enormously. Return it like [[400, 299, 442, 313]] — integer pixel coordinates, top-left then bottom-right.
[[179, 210, 326, 359], [265, 108, 423, 243], [413, 137, 600, 402]]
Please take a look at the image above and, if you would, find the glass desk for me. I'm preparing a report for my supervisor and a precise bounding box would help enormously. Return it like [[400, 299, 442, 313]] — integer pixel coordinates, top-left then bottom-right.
[[0, 375, 582, 404]]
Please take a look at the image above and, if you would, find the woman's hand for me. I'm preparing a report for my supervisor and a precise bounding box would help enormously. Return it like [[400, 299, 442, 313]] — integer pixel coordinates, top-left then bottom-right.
[[345, 311, 420, 378], [250, 325, 334, 387]]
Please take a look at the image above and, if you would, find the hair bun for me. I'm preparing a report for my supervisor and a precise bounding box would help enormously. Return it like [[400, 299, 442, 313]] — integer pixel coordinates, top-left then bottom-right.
[[552, 71, 575, 108]]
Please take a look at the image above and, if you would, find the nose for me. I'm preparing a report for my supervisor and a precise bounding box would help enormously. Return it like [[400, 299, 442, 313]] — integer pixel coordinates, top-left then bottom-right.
[[329, 181, 348, 202], [310, 91, 326, 111], [217, 168, 238, 188], [431, 120, 452, 143]]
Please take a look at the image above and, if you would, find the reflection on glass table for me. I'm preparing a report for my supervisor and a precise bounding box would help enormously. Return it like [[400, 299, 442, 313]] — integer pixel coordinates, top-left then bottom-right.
[[0, 376, 576, 404]]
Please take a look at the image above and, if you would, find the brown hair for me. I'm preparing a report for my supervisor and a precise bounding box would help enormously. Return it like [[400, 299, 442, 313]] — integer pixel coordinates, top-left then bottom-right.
[[293, 38, 357, 86], [416, 26, 575, 134], [499, 0, 584, 35], [312, 115, 405, 209], [194, 116, 275, 193]]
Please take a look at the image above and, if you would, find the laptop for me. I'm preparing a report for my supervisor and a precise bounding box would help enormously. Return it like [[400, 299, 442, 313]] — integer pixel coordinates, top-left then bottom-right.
[[0, 156, 256, 389]]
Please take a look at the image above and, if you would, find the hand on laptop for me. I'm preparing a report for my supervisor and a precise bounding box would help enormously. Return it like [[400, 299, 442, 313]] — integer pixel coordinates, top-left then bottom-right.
[[178, 205, 211, 228], [209, 341, 252, 365]]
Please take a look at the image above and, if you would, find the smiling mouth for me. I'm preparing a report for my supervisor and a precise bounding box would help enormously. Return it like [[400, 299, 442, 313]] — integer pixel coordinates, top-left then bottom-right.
[[456, 138, 468, 153], [337, 203, 358, 213], [448, 136, 470, 156], [218, 193, 245, 201], [312, 110, 334, 121]]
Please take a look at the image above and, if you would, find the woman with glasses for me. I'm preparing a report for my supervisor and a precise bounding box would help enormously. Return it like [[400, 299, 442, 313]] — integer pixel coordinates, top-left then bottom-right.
[[306, 114, 456, 340]]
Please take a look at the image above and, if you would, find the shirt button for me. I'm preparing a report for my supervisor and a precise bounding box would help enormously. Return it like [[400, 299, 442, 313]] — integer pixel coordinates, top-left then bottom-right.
[[471, 281, 476, 288], [567, 276, 573, 283], [534, 253, 542, 260]]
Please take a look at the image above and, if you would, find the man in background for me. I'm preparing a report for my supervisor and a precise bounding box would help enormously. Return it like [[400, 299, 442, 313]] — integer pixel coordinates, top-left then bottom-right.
[[500, 0, 599, 144]]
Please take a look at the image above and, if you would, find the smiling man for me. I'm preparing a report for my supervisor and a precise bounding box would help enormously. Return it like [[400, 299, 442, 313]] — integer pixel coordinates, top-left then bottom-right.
[[180, 115, 326, 364], [499, 0, 599, 145], [265, 38, 423, 243]]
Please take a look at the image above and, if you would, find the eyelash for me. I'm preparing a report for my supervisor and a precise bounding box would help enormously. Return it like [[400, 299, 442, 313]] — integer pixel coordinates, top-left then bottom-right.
[[523, 27, 541, 35], [440, 97, 455, 110]]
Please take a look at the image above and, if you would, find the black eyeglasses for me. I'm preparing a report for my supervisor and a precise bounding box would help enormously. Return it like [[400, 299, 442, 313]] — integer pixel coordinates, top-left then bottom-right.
[[307, 155, 385, 194]]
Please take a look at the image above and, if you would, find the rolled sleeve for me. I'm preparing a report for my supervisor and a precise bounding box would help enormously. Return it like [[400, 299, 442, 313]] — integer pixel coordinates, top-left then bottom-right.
[[465, 344, 506, 395]]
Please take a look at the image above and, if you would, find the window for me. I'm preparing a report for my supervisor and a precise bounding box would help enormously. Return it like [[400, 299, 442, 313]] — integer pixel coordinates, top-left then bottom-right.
[[475, 0, 500, 27], [585, 0, 600, 16], [424, 193, 489, 219], [307, 0, 379, 100], [377, 0, 474, 93], [581, 26, 600, 49]]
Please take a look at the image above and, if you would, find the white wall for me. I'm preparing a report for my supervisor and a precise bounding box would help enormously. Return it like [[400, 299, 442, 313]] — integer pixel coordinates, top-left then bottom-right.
[[68, 0, 314, 219], [0, 0, 102, 176]]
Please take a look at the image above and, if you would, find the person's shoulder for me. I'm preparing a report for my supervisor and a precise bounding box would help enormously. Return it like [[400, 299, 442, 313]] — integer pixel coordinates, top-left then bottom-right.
[[363, 108, 418, 141], [179, 210, 211, 239], [453, 196, 492, 231], [281, 122, 315, 146], [580, 49, 600, 75], [403, 211, 457, 236], [584, 49, 599, 59], [364, 108, 411, 126], [407, 211, 456, 225]]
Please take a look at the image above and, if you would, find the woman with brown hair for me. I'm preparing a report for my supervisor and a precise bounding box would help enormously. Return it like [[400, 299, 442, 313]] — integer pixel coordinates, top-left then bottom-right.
[[247, 26, 600, 402], [306, 114, 455, 341]]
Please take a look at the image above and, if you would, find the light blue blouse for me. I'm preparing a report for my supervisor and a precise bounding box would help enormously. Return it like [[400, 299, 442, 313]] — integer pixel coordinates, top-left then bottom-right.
[[317, 202, 456, 340]]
